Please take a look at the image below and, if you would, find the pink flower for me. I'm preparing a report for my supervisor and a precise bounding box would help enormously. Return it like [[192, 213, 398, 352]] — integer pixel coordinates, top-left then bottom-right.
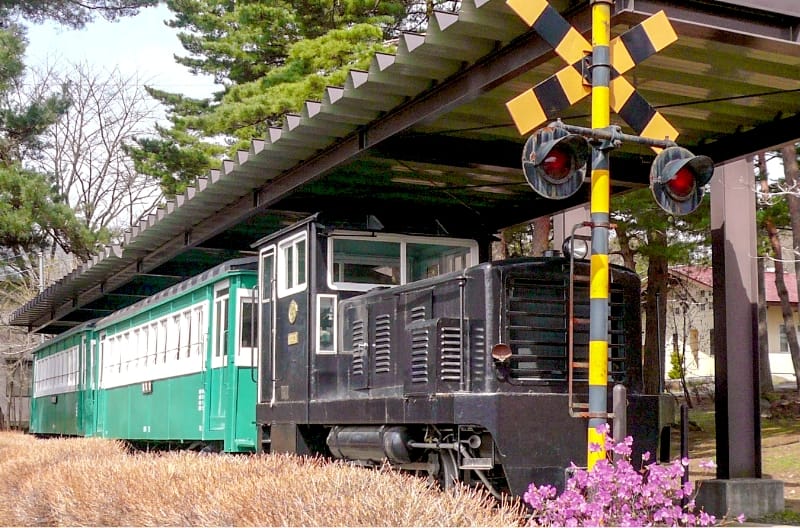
[[588, 441, 604, 453], [525, 432, 715, 527], [699, 459, 717, 470]]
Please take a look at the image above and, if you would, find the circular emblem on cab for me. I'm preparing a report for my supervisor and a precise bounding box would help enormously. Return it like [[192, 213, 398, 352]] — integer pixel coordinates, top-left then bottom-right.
[[288, 299, 298, 324]]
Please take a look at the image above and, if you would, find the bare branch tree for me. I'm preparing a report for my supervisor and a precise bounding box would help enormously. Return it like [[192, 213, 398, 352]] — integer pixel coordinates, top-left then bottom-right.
[[0, 254, 46, 431], [25, 61, 162, 241]]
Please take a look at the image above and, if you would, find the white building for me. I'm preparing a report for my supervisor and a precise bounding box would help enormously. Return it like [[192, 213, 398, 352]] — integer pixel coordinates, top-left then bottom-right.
[[664, 266, 797, 387]]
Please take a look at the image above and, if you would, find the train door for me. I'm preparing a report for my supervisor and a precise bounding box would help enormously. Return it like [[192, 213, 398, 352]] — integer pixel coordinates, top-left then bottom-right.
[[209, 280, 230, 430], [273, 231, 309, 413], [80, 332, 96, 436], [230, 286, 258, 450], [258, 246, 275, 405], [95, 332, 107, 435]]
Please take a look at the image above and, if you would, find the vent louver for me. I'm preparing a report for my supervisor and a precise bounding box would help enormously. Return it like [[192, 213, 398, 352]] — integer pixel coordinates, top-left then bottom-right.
[[351, 319, 365, 377], [374, 314, 391, 374]]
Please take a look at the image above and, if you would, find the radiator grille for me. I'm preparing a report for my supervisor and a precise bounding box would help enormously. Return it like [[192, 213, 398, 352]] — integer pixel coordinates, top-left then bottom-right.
[[470, 323, 486, 382], [505, 275, 627, 382]]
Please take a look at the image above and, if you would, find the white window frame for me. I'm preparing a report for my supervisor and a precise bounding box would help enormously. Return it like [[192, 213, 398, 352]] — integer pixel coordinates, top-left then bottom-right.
[[236, 290, 258, 366], [316, 294, 337, 355], [212, 281, 230, 369], [260, 246, 276, 303], [192, 306, 204, 359], [34, 345, 80, 396], [277, 232, 308, 298], [96, 300, 208, 388], [326, 231, 479, 292]]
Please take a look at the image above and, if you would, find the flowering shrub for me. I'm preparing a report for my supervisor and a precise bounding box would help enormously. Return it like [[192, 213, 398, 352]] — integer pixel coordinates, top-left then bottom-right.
[[523, 425, 721, 527]]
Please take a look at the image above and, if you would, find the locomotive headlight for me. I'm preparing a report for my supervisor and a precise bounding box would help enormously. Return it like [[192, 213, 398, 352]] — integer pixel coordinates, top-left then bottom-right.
[[561, 235, 590, 260], [491, 343, 513, 363]]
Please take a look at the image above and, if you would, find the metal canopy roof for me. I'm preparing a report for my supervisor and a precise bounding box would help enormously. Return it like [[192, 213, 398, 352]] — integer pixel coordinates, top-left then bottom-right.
[[12, 0, 800, 333]]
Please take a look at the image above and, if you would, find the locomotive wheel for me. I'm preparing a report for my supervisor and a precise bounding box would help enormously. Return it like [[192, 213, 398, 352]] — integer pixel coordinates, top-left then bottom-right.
[[428, 450, 459, 490]]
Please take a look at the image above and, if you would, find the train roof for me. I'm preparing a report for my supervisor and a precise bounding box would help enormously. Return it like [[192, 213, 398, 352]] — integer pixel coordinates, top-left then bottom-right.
[[249, 212, 479, 249], [251, 214, 319, 248], [96, 257, 258, 329], [30, 318, 100, 356]]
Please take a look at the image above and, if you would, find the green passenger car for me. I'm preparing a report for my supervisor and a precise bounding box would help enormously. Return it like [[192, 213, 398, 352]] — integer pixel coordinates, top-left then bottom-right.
[[30, 321, 98, 437], [30, 257, 259, 453]]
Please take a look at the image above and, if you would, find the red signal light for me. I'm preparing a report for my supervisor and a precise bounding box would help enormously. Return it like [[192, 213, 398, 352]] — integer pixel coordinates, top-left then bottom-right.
[[650, 147, 714, 215], [541, 147, 572, 183], [522, 126, 589, 199], [665, 166, 696, 200]]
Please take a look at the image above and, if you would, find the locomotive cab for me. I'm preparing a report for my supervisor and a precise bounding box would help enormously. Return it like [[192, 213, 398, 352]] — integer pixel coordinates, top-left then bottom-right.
[[253, 215, 480, 450]]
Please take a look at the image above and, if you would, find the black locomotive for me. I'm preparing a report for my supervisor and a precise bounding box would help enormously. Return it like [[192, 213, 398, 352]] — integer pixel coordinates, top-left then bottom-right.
[[254, 214, 671, 497]]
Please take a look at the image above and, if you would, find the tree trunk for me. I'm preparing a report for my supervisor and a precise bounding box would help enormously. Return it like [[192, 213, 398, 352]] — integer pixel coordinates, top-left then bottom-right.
[[643, 229, 669, 394], [614, 223, 636, 270], [766, 217, 800, 390], [757, 152, 774, 393], [783, 144, 800, 392], [496, 228, 510, 260], [530, 216, 551, 256], [679, 307, 694, 407]]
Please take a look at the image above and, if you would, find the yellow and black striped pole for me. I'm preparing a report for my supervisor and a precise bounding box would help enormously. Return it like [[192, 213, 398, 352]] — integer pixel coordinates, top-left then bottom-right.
[[587, 0, 612, 470]]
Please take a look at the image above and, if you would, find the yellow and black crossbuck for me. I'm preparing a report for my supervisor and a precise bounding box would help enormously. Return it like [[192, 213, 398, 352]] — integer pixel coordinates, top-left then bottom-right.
[[506, 0, 679, 145]]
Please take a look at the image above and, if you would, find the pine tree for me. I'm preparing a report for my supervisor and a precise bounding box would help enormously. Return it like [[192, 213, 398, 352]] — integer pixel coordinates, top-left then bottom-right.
[[128, 0, 451, 195], [0, 25, 94, 260], [0, 0, 156, 28]]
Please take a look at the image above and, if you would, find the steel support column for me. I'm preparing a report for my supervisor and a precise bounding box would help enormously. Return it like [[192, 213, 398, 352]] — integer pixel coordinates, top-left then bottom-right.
[[710, 157, 760, 479], [552, 205, 590, 251]]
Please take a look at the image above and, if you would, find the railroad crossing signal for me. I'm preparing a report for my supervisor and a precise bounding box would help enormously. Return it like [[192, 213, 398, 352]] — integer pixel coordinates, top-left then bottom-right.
[[508, 0, 711, 216], [650, 146, 714, 215], [505, 0, 679, 145], [505, 0, 714, 470], [522, 126, 589, 199]]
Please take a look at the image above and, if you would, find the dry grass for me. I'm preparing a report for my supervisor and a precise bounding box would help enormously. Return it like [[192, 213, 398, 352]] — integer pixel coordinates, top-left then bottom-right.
[[0, 432, 525, 526]]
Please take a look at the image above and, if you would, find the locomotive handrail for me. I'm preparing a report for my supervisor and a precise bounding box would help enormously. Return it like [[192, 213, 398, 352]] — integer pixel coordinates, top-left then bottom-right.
[[458, 276, 467, 393], [250, 286, 258, 383], [568, 221, 592, 419]]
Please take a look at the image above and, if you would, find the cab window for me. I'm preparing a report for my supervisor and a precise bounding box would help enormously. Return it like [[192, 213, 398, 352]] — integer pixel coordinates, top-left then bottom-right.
[[278, 233, 307, 297], [327, 233, 478, 291]]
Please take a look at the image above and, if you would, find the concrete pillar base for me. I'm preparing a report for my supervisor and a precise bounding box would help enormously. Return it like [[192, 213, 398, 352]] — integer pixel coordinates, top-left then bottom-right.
[[695, 478, 784, 520]]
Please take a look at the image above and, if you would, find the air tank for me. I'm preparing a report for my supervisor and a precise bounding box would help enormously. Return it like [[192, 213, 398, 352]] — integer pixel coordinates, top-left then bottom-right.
[[326, 425, 413, 464]]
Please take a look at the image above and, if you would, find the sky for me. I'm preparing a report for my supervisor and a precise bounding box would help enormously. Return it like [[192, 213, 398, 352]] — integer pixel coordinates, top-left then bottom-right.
[[23, 3, 218, 100]]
